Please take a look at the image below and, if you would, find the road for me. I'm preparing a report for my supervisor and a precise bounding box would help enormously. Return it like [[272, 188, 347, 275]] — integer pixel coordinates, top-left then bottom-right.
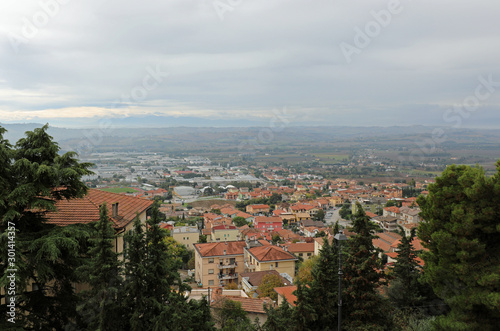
[[324, 208, 351, 229]]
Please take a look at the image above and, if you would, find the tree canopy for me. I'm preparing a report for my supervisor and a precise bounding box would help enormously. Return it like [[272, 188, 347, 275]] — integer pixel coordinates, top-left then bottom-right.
[[418, 163, 500, 330]]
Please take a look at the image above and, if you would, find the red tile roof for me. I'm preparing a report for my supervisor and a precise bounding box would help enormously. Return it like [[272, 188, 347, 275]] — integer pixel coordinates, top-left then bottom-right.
[[44, 188, 153, 228], [274, 286, 298, 306], [283, 242, 314, 253], [194, 241, 247, 257], [254, 216, 283, 224], [212, 296, 273, 314], [247, 245, 297, 262]]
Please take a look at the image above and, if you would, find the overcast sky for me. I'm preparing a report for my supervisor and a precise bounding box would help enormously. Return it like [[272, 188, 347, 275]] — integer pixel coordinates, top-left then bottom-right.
[[1, 0, 499, 128]]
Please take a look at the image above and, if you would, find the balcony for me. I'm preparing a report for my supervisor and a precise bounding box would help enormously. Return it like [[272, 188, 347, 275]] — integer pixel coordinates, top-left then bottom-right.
[[245, 261, 256, 270], [218, 273, 238, 280], [217, 262, 237, 269]]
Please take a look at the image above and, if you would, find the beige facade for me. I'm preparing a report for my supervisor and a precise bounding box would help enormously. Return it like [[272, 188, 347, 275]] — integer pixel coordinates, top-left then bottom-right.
[[172, 226, 200, 250], [210, 227, 240, 243], [193, 241, 247, 288], [244, 246, 297, 279]]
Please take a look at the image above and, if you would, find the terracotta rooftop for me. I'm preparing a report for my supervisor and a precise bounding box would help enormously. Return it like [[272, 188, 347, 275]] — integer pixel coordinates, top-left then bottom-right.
[[283, 242, 315, 253], [254, 216, 283, 224], [372, 238, 392, 252], [247, 245, 297, 262], [212, 296, 273, 314], [391, 238, 427, 251], [193, 241, 246, 257], [248, 204, 270, 209], [44, 188, 153, 228], [274, 286, 298, 306], [212, 224, 238, 230]]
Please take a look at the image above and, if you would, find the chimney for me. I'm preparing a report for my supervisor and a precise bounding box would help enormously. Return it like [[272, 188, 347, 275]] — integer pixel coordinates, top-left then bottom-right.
[[223, 250, 226, 255], [112, 203, 119, 217]]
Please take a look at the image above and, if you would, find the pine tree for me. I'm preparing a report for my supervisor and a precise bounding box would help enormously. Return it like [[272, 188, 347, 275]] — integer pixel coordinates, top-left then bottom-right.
[[389, 228, 430, 310], [343, 202, 392, 331], [418, 163, 500, 330], [263, 298, 294, 331], [122, 216, 149, 330], [0, 125, 93, 330], [293, 222, 340, 330], [122, 201, 213, 330], [77, 203, 125, 330]]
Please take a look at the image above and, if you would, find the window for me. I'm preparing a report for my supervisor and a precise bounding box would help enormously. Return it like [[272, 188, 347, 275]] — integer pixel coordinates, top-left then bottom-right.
[[307, 253, 311, 256], [209, 269, 214, 274], [299, 253, 303, 256], [208, 258, 214, 263], [275, 262, 279, 267], [208, 280, 214, 286]]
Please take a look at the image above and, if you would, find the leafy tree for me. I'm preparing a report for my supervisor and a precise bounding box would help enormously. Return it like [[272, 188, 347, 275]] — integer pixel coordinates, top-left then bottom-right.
[[77, 203, 125, 330], [295, 256, 318, 284], [269, 193, 282, 204], [233, 216, 248, 227], [271, 233, 281, 245], [417, 163, 500, 330], [257, 274, 285, 301], [343, 202, 392, 330], [0, 125, 93, 330], [313, 209, 325, 222]]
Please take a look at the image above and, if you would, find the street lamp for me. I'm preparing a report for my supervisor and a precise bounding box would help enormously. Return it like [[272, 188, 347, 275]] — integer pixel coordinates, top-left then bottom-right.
[[334, 230, 348, 331]]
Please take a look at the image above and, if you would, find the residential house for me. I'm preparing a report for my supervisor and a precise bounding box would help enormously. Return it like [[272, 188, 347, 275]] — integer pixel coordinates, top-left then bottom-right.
[[274, 286, 298, 307], [246, 204, 270, 215], [282, 242, 315, 260], [172, 226, 200, 250], [383, 206, 401, 218], [244, 245, 297, 281], [400, 207, 421, 224], [210, 224, 240, 242], [373, 216, 399, 232], [193, 241, 247, 288], [239, 270, 291, 296], [44, 188, 153, 256], [254, 216, 283, 233], [210, 288, 274, 326]]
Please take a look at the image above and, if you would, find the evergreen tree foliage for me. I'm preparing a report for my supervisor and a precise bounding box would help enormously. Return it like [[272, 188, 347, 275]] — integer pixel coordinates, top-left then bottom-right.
[[418, 163, 500, 330], [122, 201, 214, 330], [77, 203, 125, 330], [293, 222, 340, 330], [343, 202, 392, 331], [263, 298, 294, 331], [213, 298, 253, 330], [0, 125, 93, 330]]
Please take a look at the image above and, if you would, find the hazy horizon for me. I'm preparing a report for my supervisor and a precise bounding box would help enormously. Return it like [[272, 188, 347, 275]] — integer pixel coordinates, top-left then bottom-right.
[[1, 1, 500, 128]]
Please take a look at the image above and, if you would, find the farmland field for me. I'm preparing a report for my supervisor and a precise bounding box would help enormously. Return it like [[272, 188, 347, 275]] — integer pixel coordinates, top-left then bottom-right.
[[100, 187, 139, 194]]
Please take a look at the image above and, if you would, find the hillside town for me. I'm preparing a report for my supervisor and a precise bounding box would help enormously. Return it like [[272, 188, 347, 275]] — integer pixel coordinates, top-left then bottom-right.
[[63, 152, 435, 324]]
